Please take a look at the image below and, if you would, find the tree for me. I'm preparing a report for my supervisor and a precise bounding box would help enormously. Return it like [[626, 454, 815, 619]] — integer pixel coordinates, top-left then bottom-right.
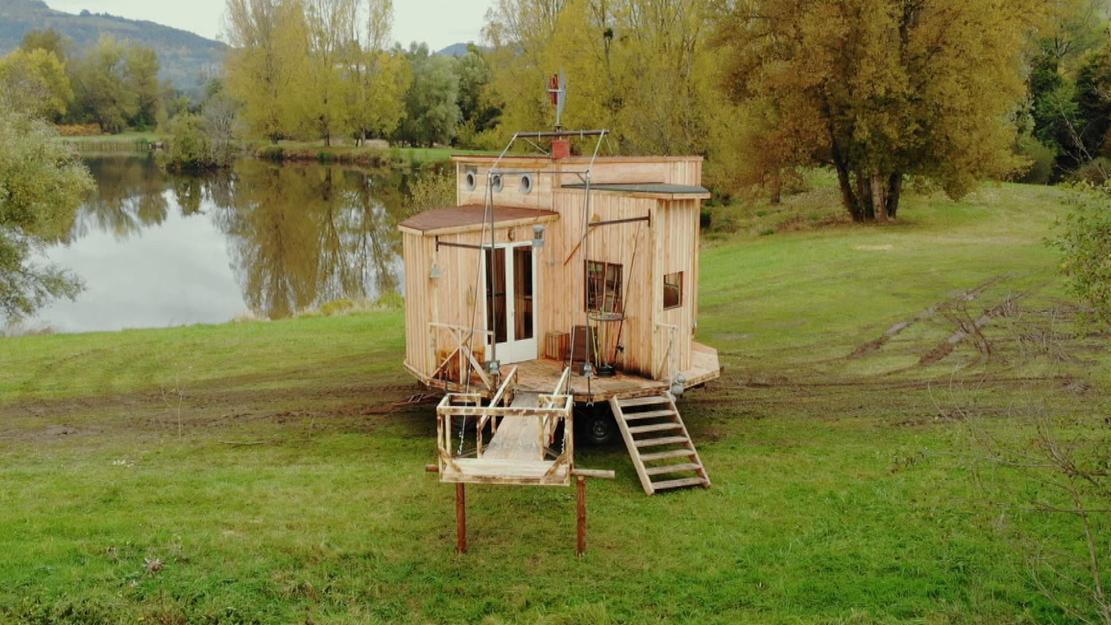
[[66, 36, 162, 133], [394, 43, 459, 147], [225, 0, 313, 142], [1025, 0, 1110, 177], [454, 44, 500, 146], [483, 0, 720, 155], [343, 0, 410, 145], [716, 0, 1044, 221], [303, 0, 359, 145], [20, 29, 71, 64], [0, 109, 94, 321], [0, 49, 73, 120], [125, 45, 162, 129], [1075, 42, 1111, 165]]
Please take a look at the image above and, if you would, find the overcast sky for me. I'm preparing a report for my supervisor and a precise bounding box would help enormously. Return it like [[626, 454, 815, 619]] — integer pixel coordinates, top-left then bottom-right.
[[46, 0, 497, 50]]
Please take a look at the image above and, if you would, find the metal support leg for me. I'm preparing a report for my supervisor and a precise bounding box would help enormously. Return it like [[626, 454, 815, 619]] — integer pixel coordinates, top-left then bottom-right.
[[576, 476, 587, 556], [455, 483, 467, 553]]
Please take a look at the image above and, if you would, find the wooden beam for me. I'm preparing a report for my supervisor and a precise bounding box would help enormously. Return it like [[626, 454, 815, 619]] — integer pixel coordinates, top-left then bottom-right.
[[588, 214, 651, 228], [571, 468, 616, 479]]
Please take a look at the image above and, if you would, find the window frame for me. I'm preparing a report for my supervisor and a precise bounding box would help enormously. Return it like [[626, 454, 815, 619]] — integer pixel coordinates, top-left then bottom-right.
[[662, 271, 684, 310], [584, 260, 624, 314]]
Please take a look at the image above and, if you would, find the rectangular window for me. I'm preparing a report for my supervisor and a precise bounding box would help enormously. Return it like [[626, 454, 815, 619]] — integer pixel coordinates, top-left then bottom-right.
[[585, 260, 623, 314], [663, 271, 683, 309]]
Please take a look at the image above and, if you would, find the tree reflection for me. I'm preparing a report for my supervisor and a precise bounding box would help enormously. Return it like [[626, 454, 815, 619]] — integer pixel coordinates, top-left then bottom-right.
[[74, 156, 171, 240], [70, 156, 410, 321], [215, 160, 407, 319]]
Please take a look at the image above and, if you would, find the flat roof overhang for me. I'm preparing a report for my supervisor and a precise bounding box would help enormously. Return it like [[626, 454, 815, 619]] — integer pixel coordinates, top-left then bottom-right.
[[399, 204, 559, 236], [561, 182, 712, 200]]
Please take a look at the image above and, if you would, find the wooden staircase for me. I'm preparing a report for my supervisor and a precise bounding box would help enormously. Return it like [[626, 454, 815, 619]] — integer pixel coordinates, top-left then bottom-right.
[[610, 394, 710, 495]]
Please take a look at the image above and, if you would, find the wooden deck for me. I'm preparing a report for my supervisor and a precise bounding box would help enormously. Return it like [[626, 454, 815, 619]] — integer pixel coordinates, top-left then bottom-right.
[[411, 342, 720, 404]]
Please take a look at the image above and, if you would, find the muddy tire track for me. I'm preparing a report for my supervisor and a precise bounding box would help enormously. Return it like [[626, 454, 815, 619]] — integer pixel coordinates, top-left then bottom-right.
[[849, 275, 1008, 358]]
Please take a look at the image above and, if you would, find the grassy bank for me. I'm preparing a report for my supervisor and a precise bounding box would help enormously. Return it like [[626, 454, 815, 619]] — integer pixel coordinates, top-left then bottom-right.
[[61, 131, 165, 154], [1, 182, 1107, 624]]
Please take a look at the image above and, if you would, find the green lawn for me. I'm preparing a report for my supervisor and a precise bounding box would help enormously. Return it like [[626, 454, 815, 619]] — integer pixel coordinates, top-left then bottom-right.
[[1, 181, 1107, 625]]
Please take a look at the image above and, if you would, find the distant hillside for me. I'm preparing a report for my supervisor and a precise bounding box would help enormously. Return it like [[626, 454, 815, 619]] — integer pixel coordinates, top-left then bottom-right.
[[0, 0, 226, 91], [436, 42, 480, 57]]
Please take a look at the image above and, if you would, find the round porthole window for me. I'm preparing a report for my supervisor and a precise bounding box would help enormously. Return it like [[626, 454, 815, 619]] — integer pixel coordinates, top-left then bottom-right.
[[464, 171, 477, 191], [520, 174, 533, 194], [491, 174, 503, 193]]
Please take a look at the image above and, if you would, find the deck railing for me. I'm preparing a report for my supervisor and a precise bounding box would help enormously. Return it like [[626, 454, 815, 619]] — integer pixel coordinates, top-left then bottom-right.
[[436, 367, 575, 485], [428, 322, 495, 392]]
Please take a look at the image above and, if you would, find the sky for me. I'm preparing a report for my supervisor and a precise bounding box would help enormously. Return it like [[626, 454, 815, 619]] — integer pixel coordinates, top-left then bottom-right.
[[45, 0, 497, 51]]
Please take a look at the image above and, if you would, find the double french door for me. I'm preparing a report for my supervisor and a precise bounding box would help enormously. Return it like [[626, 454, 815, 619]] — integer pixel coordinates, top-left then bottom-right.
[[484, 243, 538, 364]]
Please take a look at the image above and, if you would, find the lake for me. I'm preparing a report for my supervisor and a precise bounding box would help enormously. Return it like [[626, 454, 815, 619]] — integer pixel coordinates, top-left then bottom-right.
[[10, 155, 430, 334]]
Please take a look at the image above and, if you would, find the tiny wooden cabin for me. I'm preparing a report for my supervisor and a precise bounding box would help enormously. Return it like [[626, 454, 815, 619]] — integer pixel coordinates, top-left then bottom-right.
[[403, 147, 719, 496], [399, 154, 720, 404]]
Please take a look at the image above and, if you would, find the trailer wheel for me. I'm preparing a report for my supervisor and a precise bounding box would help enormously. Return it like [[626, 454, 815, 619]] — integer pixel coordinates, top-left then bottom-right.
[[581, 409, 617, 446]]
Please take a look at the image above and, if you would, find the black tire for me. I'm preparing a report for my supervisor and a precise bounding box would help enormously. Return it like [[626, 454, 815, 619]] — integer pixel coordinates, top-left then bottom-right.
[[580, 408, 618, 446]]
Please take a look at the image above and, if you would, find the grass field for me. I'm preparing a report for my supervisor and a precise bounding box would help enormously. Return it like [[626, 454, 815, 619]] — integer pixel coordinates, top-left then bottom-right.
[[1, 180, 1108, 624]]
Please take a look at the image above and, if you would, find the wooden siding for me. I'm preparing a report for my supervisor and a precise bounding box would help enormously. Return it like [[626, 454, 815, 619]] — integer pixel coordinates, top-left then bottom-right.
[[653, 199, 702, 376], [455, 156, 702, 210], [545, 189, 658, 377], [406, 156, 706, 383]]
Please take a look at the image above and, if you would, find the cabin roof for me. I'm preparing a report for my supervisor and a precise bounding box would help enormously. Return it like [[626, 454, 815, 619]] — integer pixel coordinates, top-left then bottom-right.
[[399, 204, 559, 236], [561, 182, 710, 196]]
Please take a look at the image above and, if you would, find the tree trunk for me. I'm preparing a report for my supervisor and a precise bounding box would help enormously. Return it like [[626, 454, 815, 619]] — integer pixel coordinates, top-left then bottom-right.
[[831, 139, 864, 221], [871, 173, 888, 223], [855, 171, 875, 221], [886, 173, 903, 219], [769, 170, 782, 205]]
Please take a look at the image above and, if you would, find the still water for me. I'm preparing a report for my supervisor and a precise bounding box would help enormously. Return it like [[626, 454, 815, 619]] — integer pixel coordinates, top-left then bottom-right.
[[16, 156, 424, 334]]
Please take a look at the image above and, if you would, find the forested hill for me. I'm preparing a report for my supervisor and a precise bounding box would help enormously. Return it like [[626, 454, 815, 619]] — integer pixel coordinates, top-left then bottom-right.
[[0, 0, 225, 90]]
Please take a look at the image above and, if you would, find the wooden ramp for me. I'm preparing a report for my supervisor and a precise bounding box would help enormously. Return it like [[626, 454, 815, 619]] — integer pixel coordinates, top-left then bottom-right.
[[610, 393, 710, 495], [483, 392, 543, 461]]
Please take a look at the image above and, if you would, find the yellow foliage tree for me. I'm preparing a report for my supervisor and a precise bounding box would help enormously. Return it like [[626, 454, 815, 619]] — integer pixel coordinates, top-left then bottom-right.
[[716, 0, 1047, 221], [342, 0, 411, 145], [225, 0, 313, 142], [0, 48, 73, 120], [483, 0, 720, 155]]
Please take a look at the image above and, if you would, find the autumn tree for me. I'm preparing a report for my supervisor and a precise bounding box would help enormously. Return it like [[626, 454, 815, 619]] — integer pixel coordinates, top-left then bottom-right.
[[342, 0, 410, 145], [20, 29, 71, 64], [0, 49, 73, 120], [0, 109, 94, 321], [304, 0, 359, 145], [483, 0, 720, 155], [225, 0, 313, 142], [717, 0, 1046, 222]]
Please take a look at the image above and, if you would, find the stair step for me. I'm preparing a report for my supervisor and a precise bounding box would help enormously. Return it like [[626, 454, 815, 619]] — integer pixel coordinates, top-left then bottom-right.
[[622, 409, 676, 421], [644, 463, 703, 476], [628, 422, 683, 435], [619, 396, 670, 407], [634, 435, 691, 448], [639, 448, 697, 462], [651, 476, 708, 491]]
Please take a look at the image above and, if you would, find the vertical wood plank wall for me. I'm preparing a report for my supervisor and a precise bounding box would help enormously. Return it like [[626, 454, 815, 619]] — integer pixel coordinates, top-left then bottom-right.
[[405, 157, 705, 381]]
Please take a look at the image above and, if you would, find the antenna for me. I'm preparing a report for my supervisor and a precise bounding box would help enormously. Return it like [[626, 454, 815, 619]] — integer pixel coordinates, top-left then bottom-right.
[[547, 71, 567, 130]]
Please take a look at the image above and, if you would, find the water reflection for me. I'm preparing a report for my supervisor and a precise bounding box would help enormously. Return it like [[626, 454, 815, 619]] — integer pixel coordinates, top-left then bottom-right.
[[23, 155, 421, 333]]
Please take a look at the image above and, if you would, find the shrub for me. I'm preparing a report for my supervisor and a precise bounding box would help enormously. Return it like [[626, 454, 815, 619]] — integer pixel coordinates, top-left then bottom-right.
[[1054, 183, 1111, 324], [161, 113, 215, 171], [1071, 157, 1110, 186], [1015, 135, 1058, 185]]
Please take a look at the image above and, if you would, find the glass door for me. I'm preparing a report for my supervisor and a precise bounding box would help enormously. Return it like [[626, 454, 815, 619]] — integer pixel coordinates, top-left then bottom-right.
[[484, 243, 537, 364]]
